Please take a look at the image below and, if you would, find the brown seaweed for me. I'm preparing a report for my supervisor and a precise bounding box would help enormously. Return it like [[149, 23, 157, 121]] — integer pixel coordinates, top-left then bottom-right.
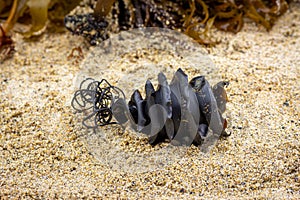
[[182, 0, 290, 39], [209, 0, 289, 31], [0, 0, 22, 62], [0, 25, 14, 62], [0, 0, 82, 38], [0, 0, 82, 61], [0, 0, 292, 50], [23, 0, 50, 37], [84, 0, 290, 45], [94, 0, 116, 20]]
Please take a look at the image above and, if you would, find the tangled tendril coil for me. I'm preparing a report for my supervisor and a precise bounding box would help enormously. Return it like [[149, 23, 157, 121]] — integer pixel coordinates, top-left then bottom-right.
[[71, 78, 125, 129]]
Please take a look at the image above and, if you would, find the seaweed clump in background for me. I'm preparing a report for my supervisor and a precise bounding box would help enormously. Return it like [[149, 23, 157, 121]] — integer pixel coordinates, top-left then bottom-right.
[[0, 0, 81, 62], [64, 0, 291, 45], [0, 0, 293, 61]]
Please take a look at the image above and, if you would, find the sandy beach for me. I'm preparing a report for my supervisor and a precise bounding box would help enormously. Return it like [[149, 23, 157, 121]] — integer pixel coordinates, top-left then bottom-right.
[[0, 2, 299, 199]]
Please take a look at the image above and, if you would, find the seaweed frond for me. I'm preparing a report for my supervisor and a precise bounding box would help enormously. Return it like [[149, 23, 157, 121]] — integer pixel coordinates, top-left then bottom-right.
[[94, 0, 116, 20]]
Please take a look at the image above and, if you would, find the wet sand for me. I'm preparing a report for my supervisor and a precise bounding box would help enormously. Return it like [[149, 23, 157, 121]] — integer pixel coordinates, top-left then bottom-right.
[[0, 3, 299, 199]]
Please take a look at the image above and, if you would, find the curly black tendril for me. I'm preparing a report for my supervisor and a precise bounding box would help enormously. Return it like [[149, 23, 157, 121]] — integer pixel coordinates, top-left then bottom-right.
[[72, 68, 230, 146], [71, 78, 125, 128]]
